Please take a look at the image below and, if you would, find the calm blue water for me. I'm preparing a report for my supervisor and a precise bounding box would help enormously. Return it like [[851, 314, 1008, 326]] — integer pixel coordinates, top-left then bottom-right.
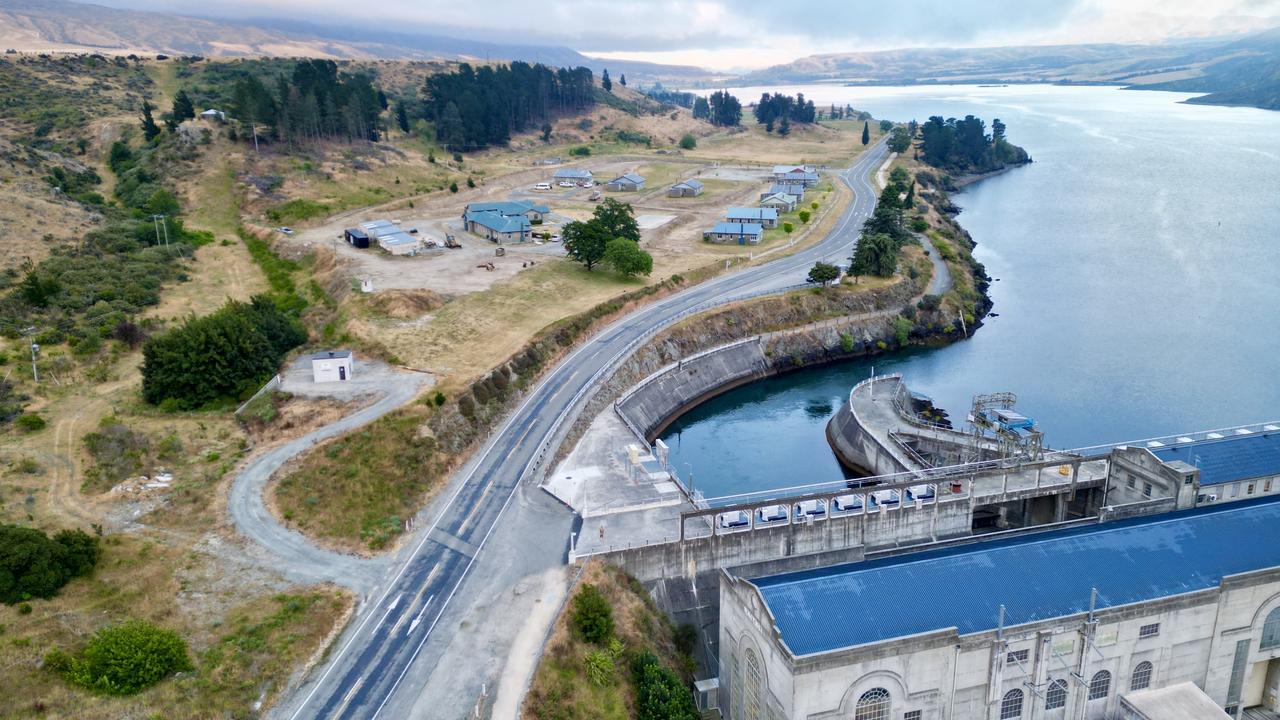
[[662, 84, 1280, 500]]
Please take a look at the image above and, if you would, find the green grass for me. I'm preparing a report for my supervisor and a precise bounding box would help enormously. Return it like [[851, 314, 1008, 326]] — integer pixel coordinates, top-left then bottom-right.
[[265, 199, 329, 225], [238, 228, 307, 311]]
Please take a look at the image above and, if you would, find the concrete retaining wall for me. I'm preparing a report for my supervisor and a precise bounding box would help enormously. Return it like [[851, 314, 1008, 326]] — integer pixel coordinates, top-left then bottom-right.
[[824, 391, 912, 476], [616, 338, 771, 440]]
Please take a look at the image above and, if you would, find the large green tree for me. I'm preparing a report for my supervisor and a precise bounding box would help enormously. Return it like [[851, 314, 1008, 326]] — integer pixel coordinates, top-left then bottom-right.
[[861, 120, 870, 145], [807, 261, 840, 285], [602, 68, 612, 93], [171, 89, 195, 123], [849, 232, 899, 278], [593, 198, 641, 243], [0, 525, 100, 604], [562, 219, 611, 271], [604, 238, 653, 277], [140, 101, 161, 141]]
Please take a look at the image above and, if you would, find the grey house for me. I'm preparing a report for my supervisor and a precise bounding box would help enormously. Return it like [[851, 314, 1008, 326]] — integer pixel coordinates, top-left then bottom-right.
[[668, 179, 705, 197], [760, 192, 797, 213], [704, 222, 764, 245], [761, 183, 806, 202], [606, 172, 646, 192]]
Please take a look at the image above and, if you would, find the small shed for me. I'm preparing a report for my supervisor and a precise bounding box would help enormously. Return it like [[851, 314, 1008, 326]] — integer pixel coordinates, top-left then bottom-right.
[[199, 108, 226, 121], [606, 173, 646, 192], [344, 227, 370, 248], [668, 179, 705, 197], [312, 350, 353, 383]]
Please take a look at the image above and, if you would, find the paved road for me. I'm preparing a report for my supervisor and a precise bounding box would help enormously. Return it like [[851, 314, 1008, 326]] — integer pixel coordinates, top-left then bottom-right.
[[274, 140, 889, 720], [227, 361, 429, 591]]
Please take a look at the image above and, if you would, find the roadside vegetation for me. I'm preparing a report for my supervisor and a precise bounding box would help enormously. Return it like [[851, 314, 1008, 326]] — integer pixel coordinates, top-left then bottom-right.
[[523, 561, 698, 720]]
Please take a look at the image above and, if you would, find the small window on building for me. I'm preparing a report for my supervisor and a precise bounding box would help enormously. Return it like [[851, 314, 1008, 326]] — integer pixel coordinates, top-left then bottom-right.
[[1139, 623, 1160, 639], [856, 688, 891, 720], [1131, 661, 1153, 691], [1184, 475, 1194, 485], [1143, 482, 1153, 497], [1088, 670, 1111, 700], [1046, 679, 1068, 710], [1265, 479, 1273, 492], [1127, 476, 1136, 489], [1000, 689, 1024, 719], [904, 711, 922, 720], [1262, 606, 1280, 651], [1231, 483, 1241, 498], [1247, 483, 1255, 495], [1007, 649, 1029, 664]]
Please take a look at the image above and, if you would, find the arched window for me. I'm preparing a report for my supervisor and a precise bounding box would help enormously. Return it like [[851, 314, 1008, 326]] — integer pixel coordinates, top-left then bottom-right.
[[1088, 670, 1111, 700], [855, 688, 892, 720], [744, 648, 763, 720], [1000, 689, 1024, 719], [1263, 606, 1280, 650], [1131, 661, 1153, 691], [1045, 679, 1068, 710]]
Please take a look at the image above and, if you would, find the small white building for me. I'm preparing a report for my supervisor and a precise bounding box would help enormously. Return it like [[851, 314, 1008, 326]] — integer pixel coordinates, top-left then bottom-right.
[[200, 108, 226, 121], [312, 350, 353, 383]]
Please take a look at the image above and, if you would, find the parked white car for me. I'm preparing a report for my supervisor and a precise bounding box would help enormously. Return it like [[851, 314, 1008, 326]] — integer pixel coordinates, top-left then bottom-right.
[[557, 180, 576, 188], [533, 182, 552, 191]]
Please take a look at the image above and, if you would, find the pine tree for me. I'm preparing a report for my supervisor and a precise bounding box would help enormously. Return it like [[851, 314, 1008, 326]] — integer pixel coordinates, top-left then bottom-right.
[[619, 73, 626, 87], [171, 90, 195, 123], [394, 100, 410, 134], [861, 121, 870, 146], [140, 100, 161, 141], [602, 69, 612, 93], [778, 116, 791, 136]]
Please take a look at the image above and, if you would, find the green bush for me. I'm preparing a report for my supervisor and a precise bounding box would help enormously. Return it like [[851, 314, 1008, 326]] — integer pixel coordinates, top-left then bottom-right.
[[840, 332, 856, 353], [266, 199, 328, 225], [678, 133, 696, 150], [919, 294, 942, 312], [0, 525, 100, 604], [783, 222, 794, 234], [569, 146, 591, 156], [894, 316, 913, 346], [14, 413, 46, 432], [798, 209, 811, 223], [141, 295, 306, 409], [569, 583, 614, 645], [55, 619, 192, 695], [631, 651, 698, 720]]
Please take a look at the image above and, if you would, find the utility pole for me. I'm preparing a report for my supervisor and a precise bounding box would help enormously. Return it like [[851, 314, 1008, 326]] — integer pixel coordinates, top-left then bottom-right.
[[24, 326, 38, 383], [151, 214, 169, 248]]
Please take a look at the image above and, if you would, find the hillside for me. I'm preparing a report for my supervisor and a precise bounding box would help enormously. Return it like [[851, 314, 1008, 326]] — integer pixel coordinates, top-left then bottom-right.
[[0, 0, 713, 83], [736, 29, 1280, 112]]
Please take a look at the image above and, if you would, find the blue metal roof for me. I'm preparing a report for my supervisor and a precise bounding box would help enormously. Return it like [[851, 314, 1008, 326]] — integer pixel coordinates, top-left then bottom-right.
[[752, 497, 1280, 657], [709, 222, 763, 236], [611, 173, 645, 184], [727, 207, 779, 221], [465, 210, 530, 234], [466, 201, 548, 216], [1150, 432, 1280, 486]]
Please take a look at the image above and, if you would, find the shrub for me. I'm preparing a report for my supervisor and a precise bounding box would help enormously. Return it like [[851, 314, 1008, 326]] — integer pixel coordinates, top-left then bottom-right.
[[919, 294, 942, 312], [798, 209, 811, 223], [466, 177, 476, 188], [0, 525, 100, 604], [432, 391, 446, 407], [56, 619, 192, 695], [911, 217, 929, 232], [632, 651, 698, 720], [569, 583, 614, 644], [14, 413, 46, 432], [266, 199, 327, 225], [584, 648, 615, 686], [569, 146, 591, 156], [449, 181, 458, 193], [840, 332, 856, 353], [678, 133, 696, 150], [894, 316, 913, 346], [783, 222, 794, 234], [141, 296, 305, 409], [811, 201, 819, 210]]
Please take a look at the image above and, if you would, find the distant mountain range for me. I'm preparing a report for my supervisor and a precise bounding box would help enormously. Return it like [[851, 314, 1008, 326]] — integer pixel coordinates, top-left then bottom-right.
[[2, 0, 1277, 110], [736, 28, 1280, 110], [0, 0, 713, 83]]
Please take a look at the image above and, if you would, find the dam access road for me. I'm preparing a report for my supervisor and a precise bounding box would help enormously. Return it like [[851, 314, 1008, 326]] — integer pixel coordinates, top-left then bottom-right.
[[274, 139, 890, 720]]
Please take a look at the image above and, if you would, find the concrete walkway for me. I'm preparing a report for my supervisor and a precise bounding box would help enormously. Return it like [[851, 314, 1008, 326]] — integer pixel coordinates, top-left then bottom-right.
[[227, 358, 432, 591]]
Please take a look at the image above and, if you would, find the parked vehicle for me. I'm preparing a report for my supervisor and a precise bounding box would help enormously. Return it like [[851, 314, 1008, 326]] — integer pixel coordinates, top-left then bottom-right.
[[533, 182, 552, 191], [278, 226, 294, 235], [588, 190, 603, 202], [557, 180, 576, 188], [581, 181, 595, 188], [717, 510, 750, 529]]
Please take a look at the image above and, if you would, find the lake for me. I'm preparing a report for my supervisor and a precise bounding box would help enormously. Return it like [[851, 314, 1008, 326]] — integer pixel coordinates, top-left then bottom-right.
[[661, 84, 1280, 500]]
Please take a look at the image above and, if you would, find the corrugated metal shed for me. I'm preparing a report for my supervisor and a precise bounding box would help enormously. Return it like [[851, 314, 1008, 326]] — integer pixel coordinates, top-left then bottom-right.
[[1150, 432, 1280, 486], [726, 207, 779, 221], [708, 222, 763, 236], [752, 497, 1280, 657]]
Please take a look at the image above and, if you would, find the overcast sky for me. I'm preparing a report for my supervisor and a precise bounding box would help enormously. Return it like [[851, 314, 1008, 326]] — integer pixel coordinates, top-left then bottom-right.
[[96, 0, 1280, 70]]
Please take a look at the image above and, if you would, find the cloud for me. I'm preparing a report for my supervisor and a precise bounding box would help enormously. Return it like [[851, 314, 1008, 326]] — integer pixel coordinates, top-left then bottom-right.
[[90, 0, 1280, 69]]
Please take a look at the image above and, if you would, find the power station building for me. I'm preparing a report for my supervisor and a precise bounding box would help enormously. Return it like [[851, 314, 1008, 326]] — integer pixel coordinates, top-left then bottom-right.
[[718, 497, 1280, 720]]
